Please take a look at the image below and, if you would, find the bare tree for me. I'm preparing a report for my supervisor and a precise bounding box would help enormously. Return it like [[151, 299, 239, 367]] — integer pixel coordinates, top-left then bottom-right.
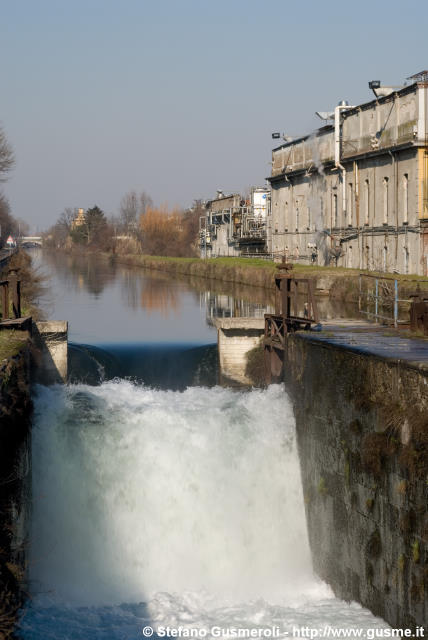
[[120, 191, 139, 232], [0, 126, 14, 181], [0, 193, 18, 245], [16, 218, 30, 237], [139, 190, 153, 217]]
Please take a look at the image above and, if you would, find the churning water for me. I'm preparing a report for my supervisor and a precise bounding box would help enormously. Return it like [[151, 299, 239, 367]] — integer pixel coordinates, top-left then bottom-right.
[[19, 383, 388, 639]]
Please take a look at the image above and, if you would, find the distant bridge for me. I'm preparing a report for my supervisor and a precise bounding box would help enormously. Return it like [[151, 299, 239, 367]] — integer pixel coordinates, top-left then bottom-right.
[[19, 236, 43, 247]]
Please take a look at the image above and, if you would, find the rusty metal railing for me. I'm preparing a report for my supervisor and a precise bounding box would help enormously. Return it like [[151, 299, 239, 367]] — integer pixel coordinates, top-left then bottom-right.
[[0, 269, 21, 321], [358, 273, 428, 328]]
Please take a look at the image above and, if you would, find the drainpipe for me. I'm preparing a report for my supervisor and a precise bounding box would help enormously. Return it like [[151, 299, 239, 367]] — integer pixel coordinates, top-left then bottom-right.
[[389, 149, 399, 269], [334, 103, 355, 227], [354, 160, 360, 266]]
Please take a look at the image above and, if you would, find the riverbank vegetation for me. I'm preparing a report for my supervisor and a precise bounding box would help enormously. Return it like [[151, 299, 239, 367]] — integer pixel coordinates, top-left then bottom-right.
[[43, 192, 428, 310], [0, 331, 27, 363], [0, 126, 28, 249], [44, 197, 204, 257]]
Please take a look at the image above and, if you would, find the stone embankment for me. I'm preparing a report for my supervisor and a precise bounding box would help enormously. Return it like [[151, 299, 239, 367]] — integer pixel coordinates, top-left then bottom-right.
[[109, 253, 365, 300], [0, 344, 32, 637], [284, 330, 427, 629]]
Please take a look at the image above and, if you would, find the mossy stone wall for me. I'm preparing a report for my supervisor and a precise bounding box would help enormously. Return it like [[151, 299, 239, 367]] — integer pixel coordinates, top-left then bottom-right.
[[284, 335, 427, 629]]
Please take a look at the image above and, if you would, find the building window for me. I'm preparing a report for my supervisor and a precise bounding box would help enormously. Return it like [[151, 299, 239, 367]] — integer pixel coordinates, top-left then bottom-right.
[[348, 245, 353, 268], [383, 245, 388, 271], [383, 178, 389, 225], [295, 200, 299, 231], [333, 194, 338, 228], [364, 179, 370, 225], [285, 201, 288, 230], [403, 174, 408, 224], [348, 183, 353, 227]]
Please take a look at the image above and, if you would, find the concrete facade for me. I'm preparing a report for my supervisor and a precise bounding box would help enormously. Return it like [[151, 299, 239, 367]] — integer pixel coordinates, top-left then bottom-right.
[[268, 79, 428, 275], [200, 189, 269, 257]]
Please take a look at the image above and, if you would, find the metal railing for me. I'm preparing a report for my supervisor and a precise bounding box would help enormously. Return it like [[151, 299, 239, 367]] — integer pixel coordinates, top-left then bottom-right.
[[358, 273, 428, 327], [0, 269, 22, 321]]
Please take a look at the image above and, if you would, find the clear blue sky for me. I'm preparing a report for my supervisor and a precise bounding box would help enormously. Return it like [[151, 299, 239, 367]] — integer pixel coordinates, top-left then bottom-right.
[[1, 0, 427, 231]]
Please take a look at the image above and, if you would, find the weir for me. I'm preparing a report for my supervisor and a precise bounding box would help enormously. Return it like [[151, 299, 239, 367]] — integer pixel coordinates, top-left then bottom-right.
[[9, 252, 425, 637]]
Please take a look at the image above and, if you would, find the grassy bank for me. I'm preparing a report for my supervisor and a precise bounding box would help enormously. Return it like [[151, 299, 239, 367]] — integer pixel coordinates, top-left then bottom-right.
[[0, 331, 28, 363], [110, 253, 370, 295], [110, 253, 428, 302]]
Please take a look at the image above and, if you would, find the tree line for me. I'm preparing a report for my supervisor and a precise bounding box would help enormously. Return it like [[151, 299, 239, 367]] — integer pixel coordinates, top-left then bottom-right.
[[45, 192, 204, 258], [0, 126, 23, 247]]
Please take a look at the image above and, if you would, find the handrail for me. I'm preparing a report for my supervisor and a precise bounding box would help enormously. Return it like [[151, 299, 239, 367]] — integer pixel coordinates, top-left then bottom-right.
[[0, 270, 21, 321], [358, 273, 428, 327]]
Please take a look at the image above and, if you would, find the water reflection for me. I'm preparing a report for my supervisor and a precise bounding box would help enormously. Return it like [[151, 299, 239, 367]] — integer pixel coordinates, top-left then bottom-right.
[[202, 291, 272, 320], [33, 250, 361, 346], [42, 251, 117, 297]]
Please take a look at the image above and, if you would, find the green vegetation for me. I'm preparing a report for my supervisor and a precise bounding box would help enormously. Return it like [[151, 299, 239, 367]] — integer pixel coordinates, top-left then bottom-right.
[[411, 540, 420, 563], [245, 340, 265, 387], [0, 331, 27, 363], [366, 528, 382, 558], [317, 477, 328, 496], [366, 498, 375, 512]]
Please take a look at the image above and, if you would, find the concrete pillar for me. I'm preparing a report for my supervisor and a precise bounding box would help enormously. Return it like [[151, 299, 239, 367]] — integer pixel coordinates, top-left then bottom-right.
[[213, 317, 265, 385], [32, 321, 68, 385]]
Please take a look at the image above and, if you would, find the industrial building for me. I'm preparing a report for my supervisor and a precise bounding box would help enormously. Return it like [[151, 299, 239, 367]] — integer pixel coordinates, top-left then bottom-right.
[[267, 71, 428, 275], [199, 188, 269, 257]]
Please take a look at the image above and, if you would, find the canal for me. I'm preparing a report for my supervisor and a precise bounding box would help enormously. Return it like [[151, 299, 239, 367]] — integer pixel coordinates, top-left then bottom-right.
[[18, 251, 389, 639]]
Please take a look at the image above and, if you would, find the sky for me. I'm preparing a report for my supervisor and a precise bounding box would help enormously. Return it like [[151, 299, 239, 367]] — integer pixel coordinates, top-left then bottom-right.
[[1, 0, 428, 232]]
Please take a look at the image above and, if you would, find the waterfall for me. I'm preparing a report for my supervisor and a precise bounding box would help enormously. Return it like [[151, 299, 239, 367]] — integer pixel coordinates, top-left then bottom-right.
[[20, 382, 388, 638]]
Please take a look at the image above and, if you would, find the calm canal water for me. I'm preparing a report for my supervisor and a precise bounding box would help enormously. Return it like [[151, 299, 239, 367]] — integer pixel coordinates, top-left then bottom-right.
[[18, 250, 389, 639]]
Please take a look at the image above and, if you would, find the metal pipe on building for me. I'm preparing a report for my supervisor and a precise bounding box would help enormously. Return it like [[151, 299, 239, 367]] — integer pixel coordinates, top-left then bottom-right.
[[334, 103, 354, 225]]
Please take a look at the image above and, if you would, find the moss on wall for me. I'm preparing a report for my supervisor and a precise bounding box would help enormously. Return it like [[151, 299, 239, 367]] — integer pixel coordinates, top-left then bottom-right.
[[283, 334, 427, 629], [0, 347, 32, 638]]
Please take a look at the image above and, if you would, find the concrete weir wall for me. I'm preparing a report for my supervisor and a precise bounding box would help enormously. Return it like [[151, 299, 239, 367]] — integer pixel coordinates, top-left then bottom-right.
[[284, 335, 427, 629], [214, 317, 264, 385], [33, 321, 68, 384]]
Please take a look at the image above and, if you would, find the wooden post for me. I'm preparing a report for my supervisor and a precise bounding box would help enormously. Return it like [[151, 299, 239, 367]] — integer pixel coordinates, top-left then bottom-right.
[[274, 276, 281, 315], [293, 279, 299, 317], [8, 270, 21, 319], [307, 279, 319, 323], [1, 283, 9, 320]]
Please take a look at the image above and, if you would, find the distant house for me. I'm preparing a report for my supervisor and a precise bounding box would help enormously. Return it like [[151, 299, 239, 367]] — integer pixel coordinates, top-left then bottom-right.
[[71, 208, 86, 229]]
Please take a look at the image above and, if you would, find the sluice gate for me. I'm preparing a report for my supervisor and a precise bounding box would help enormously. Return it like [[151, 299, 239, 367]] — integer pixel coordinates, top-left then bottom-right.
[[264, 262, 319, 383]]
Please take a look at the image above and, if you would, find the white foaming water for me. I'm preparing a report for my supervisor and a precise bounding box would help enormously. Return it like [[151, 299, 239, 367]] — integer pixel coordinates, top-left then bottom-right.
[[20, 382, 388, 638]]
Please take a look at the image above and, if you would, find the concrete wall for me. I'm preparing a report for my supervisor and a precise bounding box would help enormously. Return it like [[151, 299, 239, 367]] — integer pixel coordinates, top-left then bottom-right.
[[283, 334, 427, 629], [210, 224, 240, 257], [33, 321, 68, 384], [215, 317, 264, 385]]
